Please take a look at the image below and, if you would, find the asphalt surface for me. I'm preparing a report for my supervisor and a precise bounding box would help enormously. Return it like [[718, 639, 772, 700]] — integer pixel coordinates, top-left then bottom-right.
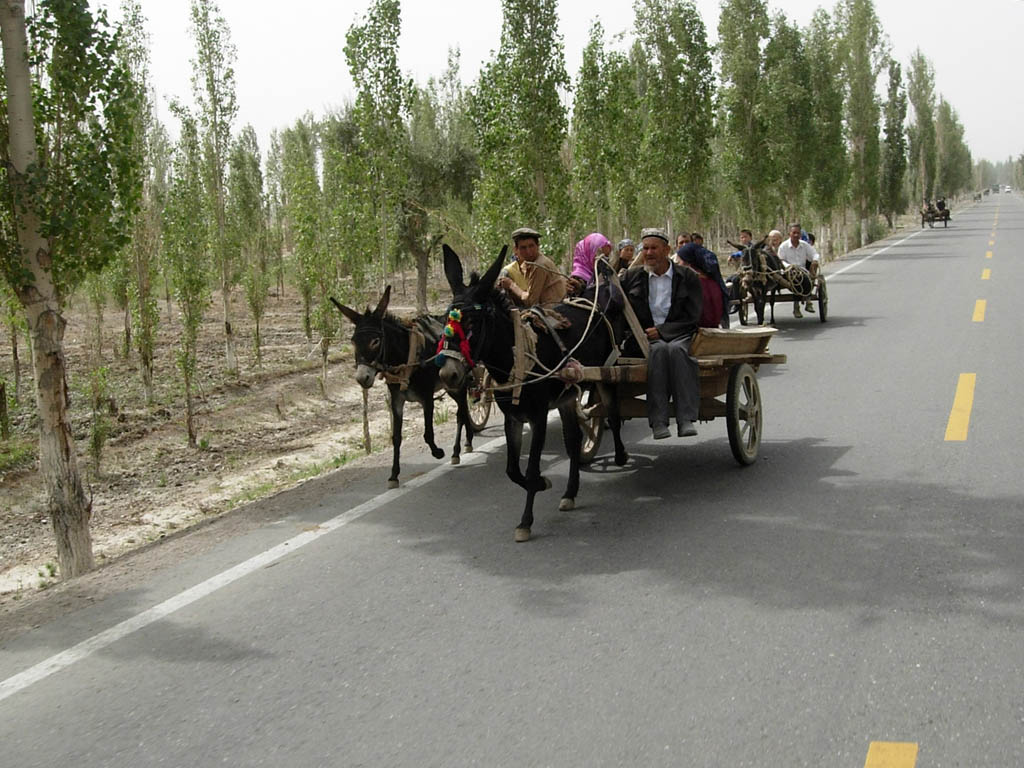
[[1, 196, 1022, 767]]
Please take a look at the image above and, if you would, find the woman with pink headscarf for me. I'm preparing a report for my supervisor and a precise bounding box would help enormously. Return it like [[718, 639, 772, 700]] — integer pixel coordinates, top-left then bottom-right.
[[568, 233, 612, 294], [567, 232, 621, 312]]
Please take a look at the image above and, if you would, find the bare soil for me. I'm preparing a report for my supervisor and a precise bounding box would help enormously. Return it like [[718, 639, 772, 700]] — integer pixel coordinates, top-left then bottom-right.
[[0, 271, 459, 602]]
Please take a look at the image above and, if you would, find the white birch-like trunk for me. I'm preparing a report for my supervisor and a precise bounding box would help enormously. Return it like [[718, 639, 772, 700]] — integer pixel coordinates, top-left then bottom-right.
[[2, 1, 94, 577]]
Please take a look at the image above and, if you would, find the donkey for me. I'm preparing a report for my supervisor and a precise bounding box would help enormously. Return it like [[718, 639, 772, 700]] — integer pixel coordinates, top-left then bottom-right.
[[727, 236, 772, 326], [437, 244, 627, 542], [332, 286, 475, 489]]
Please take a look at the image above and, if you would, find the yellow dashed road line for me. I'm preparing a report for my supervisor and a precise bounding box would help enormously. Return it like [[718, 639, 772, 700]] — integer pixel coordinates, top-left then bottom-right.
[[972, 299, 986, 322], [986, 250, 992, 259], [864, 741, 919, 767], [945, 373, 976, 441], [981, 268, 990, 280]]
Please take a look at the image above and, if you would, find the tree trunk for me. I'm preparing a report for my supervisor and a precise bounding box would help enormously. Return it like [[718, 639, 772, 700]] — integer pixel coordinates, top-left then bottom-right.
[[2, 2, 94, 578], [253, 316, 262, 369], [9, 315, 20, 403], [416, 248, 429, 315], [123, 303, 131, 358], [222, 292, 238, 375], [320, 336, 329, 397], [0, 381, 9, 441], [184, 366, 197, 448]]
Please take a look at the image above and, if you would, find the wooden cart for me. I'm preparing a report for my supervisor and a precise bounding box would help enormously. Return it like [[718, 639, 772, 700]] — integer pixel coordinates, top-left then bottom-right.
[[574, 326, 786, 466]]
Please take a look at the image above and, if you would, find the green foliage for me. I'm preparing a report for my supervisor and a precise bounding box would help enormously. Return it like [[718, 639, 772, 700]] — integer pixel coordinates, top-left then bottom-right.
[[838, 0, 885, 221], [570, 23, 641, 240], [880, 59, 908, 225], [470, 0, 573, 261], [344, 0, 410, 283], [717, 0, 771, 224], [762, 11, 813, 221], [906, 49, 936, 203], [634, 0, 714, 227], [805, 8, 847, 220], [0, 0, 143, 298], [934, 98, 972, 198], [163, 109, 209, 413], [227, 125, 269, 361], [280, 115, 323, 341]]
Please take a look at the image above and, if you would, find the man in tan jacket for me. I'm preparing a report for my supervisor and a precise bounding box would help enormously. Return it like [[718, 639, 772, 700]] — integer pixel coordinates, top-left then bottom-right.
[[497, 227, 566, 307]]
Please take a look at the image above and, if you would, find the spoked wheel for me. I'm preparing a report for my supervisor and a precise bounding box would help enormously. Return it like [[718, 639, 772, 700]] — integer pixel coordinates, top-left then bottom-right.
[[467, 368, 492, 432], [577, 386, 605, 465], [817, 278, 828, 323], [726, 363, 762, 466]]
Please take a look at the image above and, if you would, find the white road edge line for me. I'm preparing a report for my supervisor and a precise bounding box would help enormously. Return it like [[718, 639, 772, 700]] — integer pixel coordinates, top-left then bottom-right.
[[0, 431, 511, 703], [825, 228, 923, 279]]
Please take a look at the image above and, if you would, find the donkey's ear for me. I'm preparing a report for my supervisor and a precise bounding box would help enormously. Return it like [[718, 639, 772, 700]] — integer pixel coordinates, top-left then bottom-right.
[[331, 297, 361, 326], [474, 245, 507, 300], [443, 244, 465, 293], [373, 285, 392, 318]]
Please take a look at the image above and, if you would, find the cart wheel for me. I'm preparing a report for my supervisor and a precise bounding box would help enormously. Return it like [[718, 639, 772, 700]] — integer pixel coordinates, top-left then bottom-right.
[[817, 278, 828, 323], [726, 364, 762, 466], [577, 387, 605, 465], [467, 368, 492, 432], [738, 299, 749, 326]]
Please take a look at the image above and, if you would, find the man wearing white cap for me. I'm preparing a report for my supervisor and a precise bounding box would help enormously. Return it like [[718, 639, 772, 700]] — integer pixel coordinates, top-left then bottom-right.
[[621, 227, 704, 440]]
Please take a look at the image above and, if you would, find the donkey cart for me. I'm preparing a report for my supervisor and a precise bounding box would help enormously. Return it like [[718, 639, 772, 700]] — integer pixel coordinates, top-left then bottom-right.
[[573, 327, 786, 466]]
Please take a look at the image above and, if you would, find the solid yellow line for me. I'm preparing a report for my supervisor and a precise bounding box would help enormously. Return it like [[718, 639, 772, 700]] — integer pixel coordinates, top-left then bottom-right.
[[864, 742, 919, 767], [986, 250, 992, 259], [945, 373, 976, 441], [972, 300, 986, 322], [981, 268, 991, 280]]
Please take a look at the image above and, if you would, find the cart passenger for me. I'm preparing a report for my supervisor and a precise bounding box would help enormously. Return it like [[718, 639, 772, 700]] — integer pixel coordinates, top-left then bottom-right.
[[567, 232, 612, 295], [777, 221, 819, 317], [621, 227, 703, 440], [497, 227, 567, 307], [611, 238, 635, 272], [677, 241, 730, 329]]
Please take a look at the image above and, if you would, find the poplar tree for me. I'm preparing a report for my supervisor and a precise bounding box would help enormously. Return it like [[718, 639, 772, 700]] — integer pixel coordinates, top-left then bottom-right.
[[321, 104, 373, 292], [838, 0, 885, 244], [879, 59, 908, 228], [717, 0, 771, 223], [906, 49, 936, 205], [470, 0, 572, 259], [934, 98, 971, 197], [226, 125, 268, 366], [281, 116, 319, 341], [344, 0, 408, 287], [120, 0, 162, 403], [1, 0, 142, 577], [805, 8, 847, 230], [762, 11, 813, 222], [634, 0, 714, 229], [164, 110, 209, 448], [189, 0, 239, 374]]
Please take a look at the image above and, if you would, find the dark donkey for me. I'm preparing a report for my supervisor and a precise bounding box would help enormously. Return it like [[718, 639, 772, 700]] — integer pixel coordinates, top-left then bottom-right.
[[332, 286, 475, 488], [437, 244, 627, 542], [727, 235, 772, 326]]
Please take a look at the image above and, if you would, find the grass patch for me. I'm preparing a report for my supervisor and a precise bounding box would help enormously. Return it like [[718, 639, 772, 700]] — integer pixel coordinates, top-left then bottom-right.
[[0, 437, 36, 475]]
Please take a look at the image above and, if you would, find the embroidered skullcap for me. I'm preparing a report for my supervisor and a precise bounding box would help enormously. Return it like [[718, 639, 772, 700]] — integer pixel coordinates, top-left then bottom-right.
[[639, 227, 669, 243]]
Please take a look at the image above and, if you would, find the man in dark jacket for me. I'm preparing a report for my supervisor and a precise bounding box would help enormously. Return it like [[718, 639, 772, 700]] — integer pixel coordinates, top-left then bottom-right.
[[622, 227, 703, 440]]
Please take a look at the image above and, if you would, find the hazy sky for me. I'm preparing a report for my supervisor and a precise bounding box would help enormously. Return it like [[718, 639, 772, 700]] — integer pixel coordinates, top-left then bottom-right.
[[96, 0, 1023, 164]]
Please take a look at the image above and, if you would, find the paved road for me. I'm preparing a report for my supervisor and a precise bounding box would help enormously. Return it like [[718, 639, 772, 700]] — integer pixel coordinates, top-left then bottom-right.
[[2, 196, 1023, 767]]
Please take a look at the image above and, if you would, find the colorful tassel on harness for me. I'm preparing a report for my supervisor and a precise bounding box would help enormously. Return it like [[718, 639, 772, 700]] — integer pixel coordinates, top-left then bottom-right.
[[436, 308, 474, 368]]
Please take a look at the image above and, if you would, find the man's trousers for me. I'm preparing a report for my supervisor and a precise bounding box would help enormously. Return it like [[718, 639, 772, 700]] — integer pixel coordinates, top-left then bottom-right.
[[646, 334, 700, 428]]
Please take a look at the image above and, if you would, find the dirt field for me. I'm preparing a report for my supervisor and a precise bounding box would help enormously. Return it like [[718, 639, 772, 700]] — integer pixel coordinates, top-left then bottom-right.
[[0, 270, 461, 599]]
